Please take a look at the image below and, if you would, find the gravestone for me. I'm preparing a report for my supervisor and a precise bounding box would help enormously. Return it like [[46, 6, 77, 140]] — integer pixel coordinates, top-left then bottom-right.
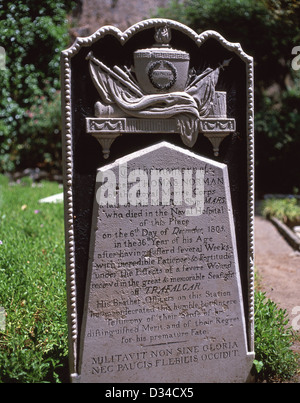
[[61, 19, 255, 383]]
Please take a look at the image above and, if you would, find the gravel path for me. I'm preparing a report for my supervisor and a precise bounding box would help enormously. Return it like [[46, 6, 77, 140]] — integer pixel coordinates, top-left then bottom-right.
[[255, 215, 300, 320]]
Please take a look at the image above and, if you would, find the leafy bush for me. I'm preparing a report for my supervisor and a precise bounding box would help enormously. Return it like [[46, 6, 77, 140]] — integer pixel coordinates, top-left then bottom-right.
[[0, 175, 67, 383], [0, 1, 75, 173], [261, 197, 300, 226], [254, 291, 299, 381], [19, 91, 62, 171]]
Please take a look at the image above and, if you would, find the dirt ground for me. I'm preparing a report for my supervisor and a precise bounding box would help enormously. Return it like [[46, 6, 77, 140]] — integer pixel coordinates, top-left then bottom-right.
[[255, 213, 300, 382]]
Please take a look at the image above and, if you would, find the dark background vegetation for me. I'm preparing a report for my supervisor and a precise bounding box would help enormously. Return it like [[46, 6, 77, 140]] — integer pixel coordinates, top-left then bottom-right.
[[0, 0, 300, 194]]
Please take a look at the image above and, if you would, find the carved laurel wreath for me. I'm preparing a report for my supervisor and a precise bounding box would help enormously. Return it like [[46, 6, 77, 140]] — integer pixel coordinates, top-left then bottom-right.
[[148, 60, 177, 90]]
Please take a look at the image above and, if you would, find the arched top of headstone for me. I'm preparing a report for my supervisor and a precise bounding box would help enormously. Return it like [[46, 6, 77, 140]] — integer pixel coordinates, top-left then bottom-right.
[[62, 18, 252, 64]]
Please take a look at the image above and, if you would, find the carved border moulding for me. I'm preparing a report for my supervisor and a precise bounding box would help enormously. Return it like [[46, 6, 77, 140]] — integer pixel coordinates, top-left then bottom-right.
[[61, 18, 255, 380]]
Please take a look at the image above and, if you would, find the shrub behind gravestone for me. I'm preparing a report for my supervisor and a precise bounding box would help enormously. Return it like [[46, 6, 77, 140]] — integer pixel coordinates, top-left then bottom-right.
[[0, 1, 75, 173]]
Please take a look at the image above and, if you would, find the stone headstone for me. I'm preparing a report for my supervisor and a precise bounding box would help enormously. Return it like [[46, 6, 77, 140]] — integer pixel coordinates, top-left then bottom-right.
[[78, 142, 253, 382], [61, 19, 255, 383]]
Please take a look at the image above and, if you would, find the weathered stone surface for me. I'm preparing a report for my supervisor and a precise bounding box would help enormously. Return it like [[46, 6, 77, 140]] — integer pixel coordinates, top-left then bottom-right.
[[78, 142, 254, 382]]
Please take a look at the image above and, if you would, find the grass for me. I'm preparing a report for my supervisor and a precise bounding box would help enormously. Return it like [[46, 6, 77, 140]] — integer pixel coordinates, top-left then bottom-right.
[[254, 291, 299, 382], [0, 174, 68, 383]]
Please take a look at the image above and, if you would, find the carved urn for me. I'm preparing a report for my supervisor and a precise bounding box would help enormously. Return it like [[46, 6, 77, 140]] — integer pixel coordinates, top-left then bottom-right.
[[133, 26, 190, 94]]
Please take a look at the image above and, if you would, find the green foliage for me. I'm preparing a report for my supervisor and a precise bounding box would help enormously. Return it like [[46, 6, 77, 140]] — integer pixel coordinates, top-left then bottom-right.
[[19, 91, 62, 170], [0, 175, 68, 383], [0, 1, 75, 173], [261, 197, 300, 225], [255, 76, 300, 193], [254, 291, 299, 381], [156, 0, 300, 193]]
